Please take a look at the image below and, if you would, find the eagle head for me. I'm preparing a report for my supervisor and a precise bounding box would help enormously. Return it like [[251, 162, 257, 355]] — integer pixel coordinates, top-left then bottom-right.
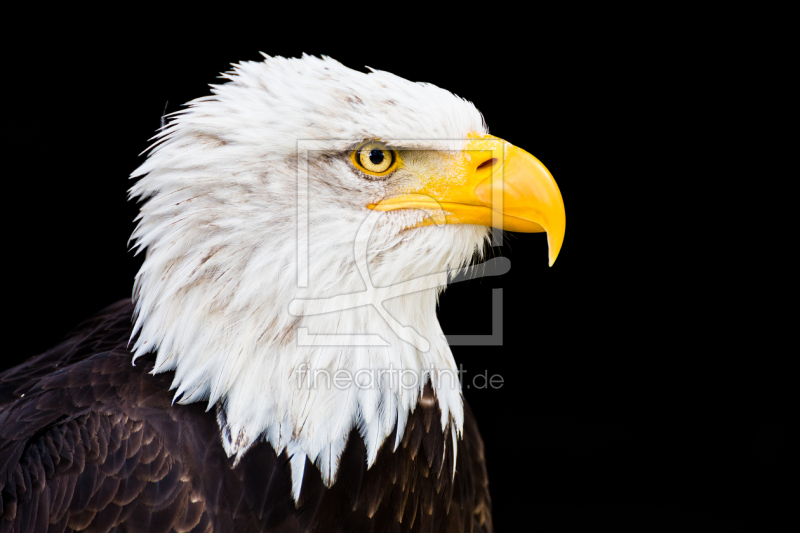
[[128, 54, 565, 497]]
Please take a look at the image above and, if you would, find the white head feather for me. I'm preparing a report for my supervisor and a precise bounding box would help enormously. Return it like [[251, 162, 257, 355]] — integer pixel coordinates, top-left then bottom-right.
[[128, 54, 489, 499]]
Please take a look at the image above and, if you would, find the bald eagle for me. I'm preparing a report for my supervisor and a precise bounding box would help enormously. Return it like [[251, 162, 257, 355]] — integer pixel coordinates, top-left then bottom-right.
[[0, 54, 565, 532]]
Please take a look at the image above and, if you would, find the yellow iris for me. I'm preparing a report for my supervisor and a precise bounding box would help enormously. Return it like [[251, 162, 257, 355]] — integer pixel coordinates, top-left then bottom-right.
[[351, 141, 399, 176]]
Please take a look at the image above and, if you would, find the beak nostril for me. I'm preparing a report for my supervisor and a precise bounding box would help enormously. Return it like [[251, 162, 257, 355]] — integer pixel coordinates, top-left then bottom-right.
[[476, 158, 497, 171]]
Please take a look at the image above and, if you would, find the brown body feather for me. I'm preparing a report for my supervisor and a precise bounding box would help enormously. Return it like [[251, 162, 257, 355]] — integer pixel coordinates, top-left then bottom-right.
[[0, 301, 492, 532]]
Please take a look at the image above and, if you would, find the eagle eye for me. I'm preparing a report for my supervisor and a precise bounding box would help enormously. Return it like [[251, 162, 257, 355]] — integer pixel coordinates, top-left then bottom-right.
[[351, 141, 398, 176]]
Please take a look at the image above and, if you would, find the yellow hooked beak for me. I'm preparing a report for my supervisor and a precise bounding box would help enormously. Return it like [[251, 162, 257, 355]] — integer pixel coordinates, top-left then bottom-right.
[[367, 133, 566, 266]]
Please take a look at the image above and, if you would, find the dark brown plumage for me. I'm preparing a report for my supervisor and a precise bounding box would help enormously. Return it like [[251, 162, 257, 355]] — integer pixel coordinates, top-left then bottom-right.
[[0, 300, 492, 532]]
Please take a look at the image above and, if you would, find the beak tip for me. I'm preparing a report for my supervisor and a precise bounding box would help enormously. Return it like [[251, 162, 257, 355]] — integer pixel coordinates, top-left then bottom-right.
[[546, 231, 564, 267]]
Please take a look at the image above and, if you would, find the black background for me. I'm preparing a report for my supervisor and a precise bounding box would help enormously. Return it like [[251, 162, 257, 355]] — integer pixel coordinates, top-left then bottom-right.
[[4, 9, 788, 532]]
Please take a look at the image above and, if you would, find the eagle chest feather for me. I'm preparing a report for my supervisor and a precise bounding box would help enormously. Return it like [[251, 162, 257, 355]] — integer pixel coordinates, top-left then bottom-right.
[[0, 301, 493, 533]]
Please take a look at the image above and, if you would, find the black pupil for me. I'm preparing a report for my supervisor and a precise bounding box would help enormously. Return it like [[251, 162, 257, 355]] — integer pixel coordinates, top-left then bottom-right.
[[368, 149, 385, 165]]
